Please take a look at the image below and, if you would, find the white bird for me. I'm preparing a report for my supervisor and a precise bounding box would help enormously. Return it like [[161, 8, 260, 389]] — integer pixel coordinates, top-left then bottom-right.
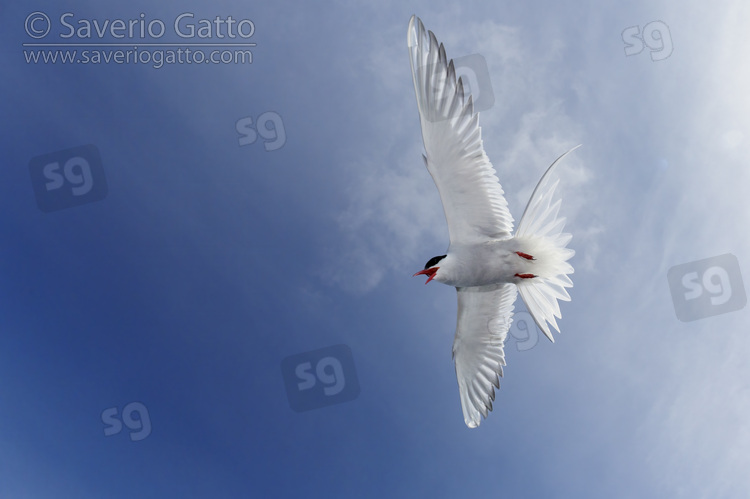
[[408, 15, 579, 428]]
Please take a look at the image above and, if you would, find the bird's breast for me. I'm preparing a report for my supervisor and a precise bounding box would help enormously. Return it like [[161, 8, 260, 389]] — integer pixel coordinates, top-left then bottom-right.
[[440, 240, 530, 287]]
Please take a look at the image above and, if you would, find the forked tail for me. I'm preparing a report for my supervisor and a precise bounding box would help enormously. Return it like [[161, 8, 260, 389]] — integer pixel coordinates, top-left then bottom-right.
[[515, 145, 580, 342]]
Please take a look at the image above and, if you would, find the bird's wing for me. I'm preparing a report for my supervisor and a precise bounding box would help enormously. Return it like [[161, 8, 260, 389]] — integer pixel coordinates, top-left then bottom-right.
[[408, 15, 513, 244], [452, 283, 517, 428]]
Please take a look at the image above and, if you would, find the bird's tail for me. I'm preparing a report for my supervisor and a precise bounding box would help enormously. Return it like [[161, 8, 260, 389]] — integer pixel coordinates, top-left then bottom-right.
[[514, 146, 580, 342]]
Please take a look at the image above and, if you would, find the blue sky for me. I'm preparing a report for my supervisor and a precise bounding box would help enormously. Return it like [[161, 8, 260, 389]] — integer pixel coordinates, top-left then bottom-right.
[[3, 0, 750, 497]]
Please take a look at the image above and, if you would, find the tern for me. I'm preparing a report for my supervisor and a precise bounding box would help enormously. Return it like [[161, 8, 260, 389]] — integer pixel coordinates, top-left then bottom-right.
[[408, 15, 579, 428]]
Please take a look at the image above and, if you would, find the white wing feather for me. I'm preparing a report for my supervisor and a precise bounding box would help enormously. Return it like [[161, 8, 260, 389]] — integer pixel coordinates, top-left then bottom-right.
[[408, 15, 513, 244], [452, 283, 517, 428]]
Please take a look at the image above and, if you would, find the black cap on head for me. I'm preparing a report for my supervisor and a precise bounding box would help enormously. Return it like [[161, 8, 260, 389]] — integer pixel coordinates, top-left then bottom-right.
[[424, 255, 447, 269]]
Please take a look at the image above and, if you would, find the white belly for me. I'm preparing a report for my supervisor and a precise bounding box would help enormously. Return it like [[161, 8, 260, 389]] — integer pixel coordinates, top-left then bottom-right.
[[435, 235, 569, 288], [439, 239, 532, 287]]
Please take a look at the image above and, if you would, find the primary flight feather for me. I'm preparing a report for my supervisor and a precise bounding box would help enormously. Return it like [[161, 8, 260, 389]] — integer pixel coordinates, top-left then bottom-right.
[[408, 15, 579, 428]]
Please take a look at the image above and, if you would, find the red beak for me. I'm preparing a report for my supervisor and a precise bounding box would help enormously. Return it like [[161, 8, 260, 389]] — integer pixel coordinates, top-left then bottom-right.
[[413, 267, 439, 284]]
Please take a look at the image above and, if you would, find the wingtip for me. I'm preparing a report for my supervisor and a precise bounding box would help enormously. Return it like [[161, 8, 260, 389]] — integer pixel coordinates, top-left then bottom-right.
[[407, 15, 423, 48]]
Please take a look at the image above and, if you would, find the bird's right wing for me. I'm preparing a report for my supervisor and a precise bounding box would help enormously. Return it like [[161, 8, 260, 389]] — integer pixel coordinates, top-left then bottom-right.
[[452, 283, 517, 428], [408, 15, 514, 244]]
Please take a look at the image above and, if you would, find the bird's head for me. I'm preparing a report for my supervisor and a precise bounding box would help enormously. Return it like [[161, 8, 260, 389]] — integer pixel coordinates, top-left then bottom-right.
[[413, 254, 447, 284]]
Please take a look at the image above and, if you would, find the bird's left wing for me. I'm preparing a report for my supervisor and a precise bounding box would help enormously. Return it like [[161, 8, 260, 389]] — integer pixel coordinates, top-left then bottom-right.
[[452, 283, 517, 428], [408, 15, 513, 244]]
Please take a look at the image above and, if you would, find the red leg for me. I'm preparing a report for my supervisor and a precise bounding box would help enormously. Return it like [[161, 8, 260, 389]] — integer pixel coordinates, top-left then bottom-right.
[[515, 273, 536, 279], [515, 251, 535, 260]]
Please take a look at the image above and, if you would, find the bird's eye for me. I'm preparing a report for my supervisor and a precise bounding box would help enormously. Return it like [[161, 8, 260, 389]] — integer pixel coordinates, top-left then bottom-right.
[[424, 255, 447, 269]]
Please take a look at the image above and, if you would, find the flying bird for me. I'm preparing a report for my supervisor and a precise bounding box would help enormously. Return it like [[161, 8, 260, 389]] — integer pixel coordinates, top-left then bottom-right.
[[408, 15, 579, 428]]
